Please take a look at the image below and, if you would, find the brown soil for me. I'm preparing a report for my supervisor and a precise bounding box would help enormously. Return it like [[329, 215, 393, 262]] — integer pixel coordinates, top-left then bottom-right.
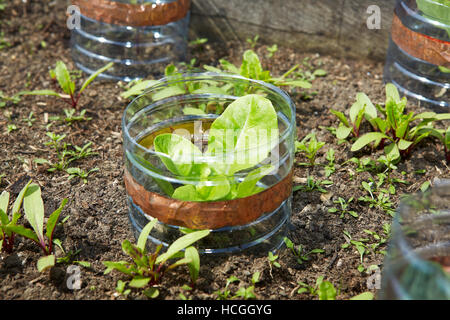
[[0, 0, 449, 300]]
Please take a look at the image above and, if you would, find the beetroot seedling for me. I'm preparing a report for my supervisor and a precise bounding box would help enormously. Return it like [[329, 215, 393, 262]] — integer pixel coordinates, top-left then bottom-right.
[[330, 92, 377, 139], [4, 182, 68, 271], [350, 84, 450, 162], [0, 180, 32, 253], [103, 220, 209, 298], [20, 61, 113, 109]]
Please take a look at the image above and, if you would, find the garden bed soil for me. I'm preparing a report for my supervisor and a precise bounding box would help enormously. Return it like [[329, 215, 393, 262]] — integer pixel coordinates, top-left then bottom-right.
[[0, 1, 449, 300]]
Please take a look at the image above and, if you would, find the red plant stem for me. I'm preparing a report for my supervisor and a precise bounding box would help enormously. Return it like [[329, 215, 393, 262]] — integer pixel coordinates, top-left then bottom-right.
[[353, 124, 359, 138], [74, 92, 82, 108], [61, 98, 75, 107], [8, 233, 15, 252], [379, 138, 385, 150], [445, 146, 450, 164], [400, 144, 415, 159], [69, 93, 77, 108], [1, 234, 15, 254]]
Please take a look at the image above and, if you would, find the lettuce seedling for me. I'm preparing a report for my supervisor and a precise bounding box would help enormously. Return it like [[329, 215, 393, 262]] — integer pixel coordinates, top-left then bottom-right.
[[0, 180, 32, 253], [204, 50, 312, 90], [4, 182, 68, 271], [153, 94, 278, 202], [416, 0, 450, 37], [20, 61, 113, 109], [103, 220, 209, 298]]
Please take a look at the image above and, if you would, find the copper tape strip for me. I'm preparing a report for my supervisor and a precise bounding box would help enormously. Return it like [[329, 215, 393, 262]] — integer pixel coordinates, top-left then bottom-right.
[[430, 257, 450, 273], [391, 13, 450, 68], [71, 0, 191, 27], [124, 169, 293, 230]]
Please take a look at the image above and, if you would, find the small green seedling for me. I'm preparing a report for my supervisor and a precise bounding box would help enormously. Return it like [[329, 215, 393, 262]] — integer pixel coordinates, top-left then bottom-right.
[[103, 220, 209, 298], [215, 276, 240, 300], [189, 38, 208, 47], [363, 229, 388, 254], [233, 271, 260, 300], [358, 180, 395, 217], [4, 182, 68, 272], [0, 0, 7, 11], [266, 44, 278, 58], [50, 108, 92, 126], [420, 180, 431, 192], [0, 31, 11, 50], [343, 157, 377, 173], [298, 276, 373, 300], [295, 133, 325, 166], [115, 280, 131, 297], [6, 124, 17, 134], [20, 61, 113, 109], [53, 239, 90, 268], [267, 251, 280, 278], [297, 276, 337, 300], [324, 148, 336, 177], [0, 180, 32, 253], [293, 176, 333, 193], [35, 133, 97, 173], [268, 251, 281, 268], [215, 272, 260, 300], [328, 197, 358, 218], [341, 230, 368, 272], [284, 237, 324, 265], [178, 284, 194, 300], [246, 35, 259, 49], [22, 111, 36, 127], [178, 58, 198, 72], [66, 167, 99, 184]]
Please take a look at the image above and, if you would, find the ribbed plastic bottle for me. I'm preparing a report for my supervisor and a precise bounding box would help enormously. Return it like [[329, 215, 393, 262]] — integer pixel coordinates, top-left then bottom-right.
[[384, 0, 449, 111], [70, 0, 190, 81]]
